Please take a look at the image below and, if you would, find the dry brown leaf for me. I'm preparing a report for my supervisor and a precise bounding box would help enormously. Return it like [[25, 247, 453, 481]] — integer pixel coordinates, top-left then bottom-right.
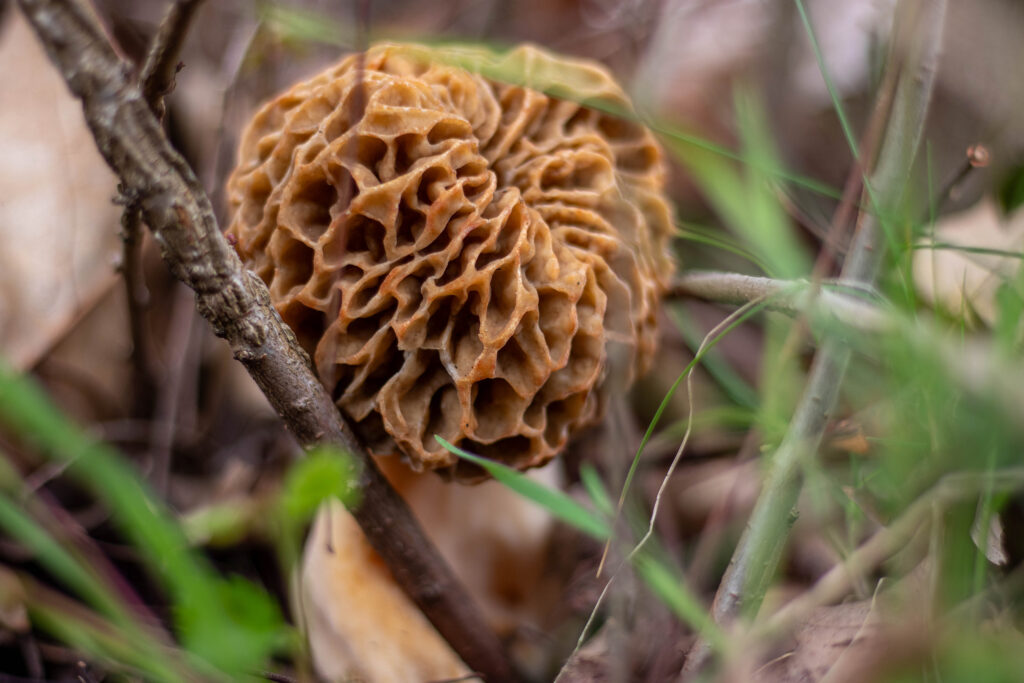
[[301, 500, 470, 683], [300, 462, 559, 681], [753, 601, 887, 683], [0, 11, 120, 369], [913, 198, 1024, 326]]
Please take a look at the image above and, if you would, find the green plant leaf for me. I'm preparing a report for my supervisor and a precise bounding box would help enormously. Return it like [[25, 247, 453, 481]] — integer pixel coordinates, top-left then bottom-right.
[[437, 439, 730, 654], [279, 446, 361, 525], [632, 552, 726, 654], [179, 575, 289, 676], [0, 491, 133, 632]]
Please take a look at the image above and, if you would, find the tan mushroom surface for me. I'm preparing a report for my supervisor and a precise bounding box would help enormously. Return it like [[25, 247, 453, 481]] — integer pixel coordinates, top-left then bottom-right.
[[226, 43, 674, 479]]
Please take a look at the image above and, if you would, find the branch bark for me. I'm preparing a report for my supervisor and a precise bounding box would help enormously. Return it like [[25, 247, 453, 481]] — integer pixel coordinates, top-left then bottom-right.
[[16, 1, 517, 680], [139, 0, 203, 119]]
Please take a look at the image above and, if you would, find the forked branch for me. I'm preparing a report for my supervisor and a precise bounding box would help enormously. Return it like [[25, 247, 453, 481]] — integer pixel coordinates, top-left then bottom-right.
[[16, 1, 517, 680]]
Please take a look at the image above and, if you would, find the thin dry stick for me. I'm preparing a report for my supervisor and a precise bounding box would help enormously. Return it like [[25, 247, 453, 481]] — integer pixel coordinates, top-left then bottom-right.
[[120, 209, 156, 415], [807, 9, 902, 282], [16, 2, 517, 680], [121, 0, 205, 416], [683, 0, 948, 675], [148, 283, 196, 494], [758, 469, 1024, 643], [571, 301, 765, 661], [636, 301, 769, 567], [140, 0, 204, 120], [669, 272, 889, 332], [674, 272, 1024, 448], [594, 294, 778, 578]]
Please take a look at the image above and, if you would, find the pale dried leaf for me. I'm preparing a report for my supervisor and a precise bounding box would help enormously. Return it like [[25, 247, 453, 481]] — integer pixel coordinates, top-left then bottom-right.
[[913, 199, 1024, 326], [971, 507, 1009, 567], [301, 500, 469, 683], [0, 11, 120, 369], [753, 601, 885, 683]]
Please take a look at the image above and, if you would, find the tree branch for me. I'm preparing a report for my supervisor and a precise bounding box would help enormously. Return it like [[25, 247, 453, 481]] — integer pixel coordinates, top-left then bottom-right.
[[16, 1, 517, 680], [139, 0, 203, 119]]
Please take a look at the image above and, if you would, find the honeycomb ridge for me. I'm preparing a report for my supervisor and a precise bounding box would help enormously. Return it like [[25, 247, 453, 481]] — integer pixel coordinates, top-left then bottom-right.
[[226, 44, 674, 478]]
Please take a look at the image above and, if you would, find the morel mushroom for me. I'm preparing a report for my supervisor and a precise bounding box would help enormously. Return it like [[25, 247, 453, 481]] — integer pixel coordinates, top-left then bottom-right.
[[226, 43, 674, 479]]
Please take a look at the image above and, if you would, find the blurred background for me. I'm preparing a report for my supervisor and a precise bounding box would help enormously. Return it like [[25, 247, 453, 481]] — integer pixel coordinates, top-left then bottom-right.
[[3, 0, 1024, 681]]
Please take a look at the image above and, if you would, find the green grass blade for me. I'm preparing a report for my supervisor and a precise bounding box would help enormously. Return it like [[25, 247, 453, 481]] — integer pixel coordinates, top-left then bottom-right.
[[676, 223, 774, 273], [667, 304, 760, 410], [0, 566, 195, 682], [579, 464, 614, 519], [793, 0, 860, 161], [248, 18, 845, 202], [619, 301, 770, 514], [632, 552, 727, 654], [0, 492, 135, 630], [0, 361, 286, 675], [435, 437, 609, 539], [438, 439, 724, 649], [29, 604, 185, 682], [914, 242, 1024, 260], [666, 91, 811, 280]]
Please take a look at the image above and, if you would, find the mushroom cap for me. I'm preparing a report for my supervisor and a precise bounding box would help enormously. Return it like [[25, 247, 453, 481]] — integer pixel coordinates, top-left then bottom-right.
[[226, 43, 675, 479]]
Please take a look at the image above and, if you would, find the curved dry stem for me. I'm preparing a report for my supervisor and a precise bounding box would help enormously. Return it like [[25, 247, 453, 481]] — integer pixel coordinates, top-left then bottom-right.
[[670, 272, 890, 332]]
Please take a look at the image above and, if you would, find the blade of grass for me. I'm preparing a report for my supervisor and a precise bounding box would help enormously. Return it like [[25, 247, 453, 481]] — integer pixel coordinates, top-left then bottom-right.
[[0, 567, 198, 682], [735, 90, 813, 278], [676, 223, 774, 274], [434, 437, 609, 540], [613, 298, 775, 544], [436, 438, 727, 654], [687, 0, 948, 673], [667, 304, 760, 410], [632, 553, 726, 653], [793, 0, 861, 161], [406, 41, 843, 201], [0, 491, 140, 634], [247, 16, 845, 202], [914, 242, 1024, 260], [579, 464, 615, 519], [0, 361, 286, 675]]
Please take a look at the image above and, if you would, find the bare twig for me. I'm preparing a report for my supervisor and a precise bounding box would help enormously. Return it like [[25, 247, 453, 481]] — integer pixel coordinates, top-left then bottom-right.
[[808, 26, 900, 281], [683, 0, 948, 675], [139, 0, 204, 120], [16, 1, 517, 680], [758, 469, 1024, 641], [121, 0, 205, 417], [925, 143, 990, 220], [670, 271, 1024, 434], [119, 208, 157, 416], [149, 282, 197, 494], [669, 272, 889, 332]]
